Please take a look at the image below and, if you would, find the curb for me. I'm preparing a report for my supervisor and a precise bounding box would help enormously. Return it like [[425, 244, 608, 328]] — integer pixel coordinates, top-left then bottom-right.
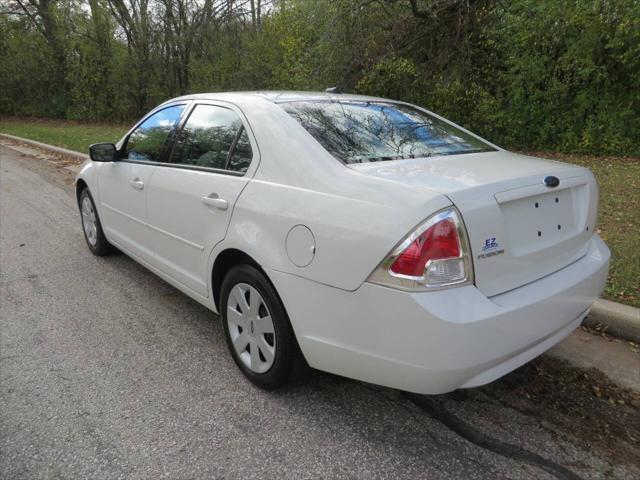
[[584, 299, 640, 343], [2, 132, 639, 343], [0, 132, 89, 162]]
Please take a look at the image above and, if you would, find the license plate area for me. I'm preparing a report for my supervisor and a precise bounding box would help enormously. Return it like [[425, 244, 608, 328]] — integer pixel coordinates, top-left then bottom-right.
[[500, 187, 584, 257]]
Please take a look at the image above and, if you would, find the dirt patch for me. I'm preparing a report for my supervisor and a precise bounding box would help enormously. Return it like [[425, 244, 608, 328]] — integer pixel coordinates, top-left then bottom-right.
[[0, 142, 78, 189], [482, 356, 640, 467], [0, 138, 84, 168]]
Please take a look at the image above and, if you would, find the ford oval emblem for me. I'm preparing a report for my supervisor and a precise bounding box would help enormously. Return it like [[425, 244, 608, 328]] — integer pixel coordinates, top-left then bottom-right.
[[544, 176, 560, 188]]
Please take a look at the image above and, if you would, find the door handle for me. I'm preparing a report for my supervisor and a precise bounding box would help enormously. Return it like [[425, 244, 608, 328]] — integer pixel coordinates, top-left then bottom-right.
[[130, 179, 144, 190], [201, 194, 228, 211]]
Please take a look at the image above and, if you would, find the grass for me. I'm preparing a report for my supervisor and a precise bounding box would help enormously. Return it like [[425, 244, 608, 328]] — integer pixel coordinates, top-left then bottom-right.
[[526, 152, 639, 307], [0, 118, 127, 154], [1, 118, 638, 307]]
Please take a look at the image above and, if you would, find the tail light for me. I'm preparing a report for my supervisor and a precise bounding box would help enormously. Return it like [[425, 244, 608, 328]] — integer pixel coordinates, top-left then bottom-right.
[[367, 207, 473, 291]]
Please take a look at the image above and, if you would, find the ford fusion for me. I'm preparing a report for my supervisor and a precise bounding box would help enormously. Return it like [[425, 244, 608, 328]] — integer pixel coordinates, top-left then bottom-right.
[[77, 92, 610, 393]]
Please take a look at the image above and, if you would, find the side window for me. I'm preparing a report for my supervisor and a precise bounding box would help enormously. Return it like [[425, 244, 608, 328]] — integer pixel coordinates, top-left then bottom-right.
[[170, 104, 253, 173], [125, 105, 185, 162], [227, 128, 252, 173]]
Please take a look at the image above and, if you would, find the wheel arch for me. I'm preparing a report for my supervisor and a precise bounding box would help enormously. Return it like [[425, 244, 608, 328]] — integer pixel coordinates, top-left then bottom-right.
[[76, 178, 88, 206], [211, 248, 268, 312]]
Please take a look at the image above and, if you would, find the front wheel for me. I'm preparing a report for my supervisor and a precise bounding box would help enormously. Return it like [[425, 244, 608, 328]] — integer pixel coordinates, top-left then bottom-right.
[[220, 264, 305, 389], [79, 188, 114, 256]]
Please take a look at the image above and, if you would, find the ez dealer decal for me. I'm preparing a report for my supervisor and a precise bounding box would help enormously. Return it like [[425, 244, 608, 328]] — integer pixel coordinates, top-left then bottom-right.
[[477, 237, 504, 259]]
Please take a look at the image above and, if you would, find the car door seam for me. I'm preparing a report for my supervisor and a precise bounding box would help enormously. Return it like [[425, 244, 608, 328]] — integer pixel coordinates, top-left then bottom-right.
[[147, 223, 205, 251], [101, 203, 148, 226]]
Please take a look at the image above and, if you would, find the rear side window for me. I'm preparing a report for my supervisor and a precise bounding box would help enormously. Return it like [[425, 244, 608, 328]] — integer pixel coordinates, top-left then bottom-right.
[[170, 104, 252, 173], [282, 101, 496, 164], [125, 105, 185, 162], [227, 128, 252, 173]]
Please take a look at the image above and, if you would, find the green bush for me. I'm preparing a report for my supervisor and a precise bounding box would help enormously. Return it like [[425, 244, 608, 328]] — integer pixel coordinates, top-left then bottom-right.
[[1, 0, 638, 155]]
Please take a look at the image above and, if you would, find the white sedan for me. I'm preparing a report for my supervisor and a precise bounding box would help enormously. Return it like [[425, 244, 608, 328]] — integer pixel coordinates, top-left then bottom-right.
[[77, 91, 610, 394]]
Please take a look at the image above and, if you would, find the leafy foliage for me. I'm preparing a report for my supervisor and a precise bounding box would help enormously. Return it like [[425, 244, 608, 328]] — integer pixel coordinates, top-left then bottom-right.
[[0, 0, 638, 155]]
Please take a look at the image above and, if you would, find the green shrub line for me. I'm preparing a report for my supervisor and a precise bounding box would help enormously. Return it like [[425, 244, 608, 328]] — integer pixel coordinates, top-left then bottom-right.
[[1, 0, 638, 157]]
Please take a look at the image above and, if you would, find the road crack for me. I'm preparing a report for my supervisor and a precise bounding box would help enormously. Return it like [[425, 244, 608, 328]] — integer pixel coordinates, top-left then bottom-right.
[[404, 393, 583, 480]]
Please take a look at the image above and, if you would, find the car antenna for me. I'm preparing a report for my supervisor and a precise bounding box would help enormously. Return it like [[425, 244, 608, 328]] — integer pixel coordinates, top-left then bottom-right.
[[325, 86, 342, 94]]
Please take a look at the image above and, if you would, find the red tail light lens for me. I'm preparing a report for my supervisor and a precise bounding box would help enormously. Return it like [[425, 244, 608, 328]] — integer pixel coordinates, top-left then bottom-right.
[[389, 218, 460, 277], [368, 207, 473, 291]]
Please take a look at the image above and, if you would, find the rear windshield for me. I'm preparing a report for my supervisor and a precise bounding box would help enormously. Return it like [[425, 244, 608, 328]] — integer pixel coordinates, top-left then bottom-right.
[[282, 100, 496, 164]]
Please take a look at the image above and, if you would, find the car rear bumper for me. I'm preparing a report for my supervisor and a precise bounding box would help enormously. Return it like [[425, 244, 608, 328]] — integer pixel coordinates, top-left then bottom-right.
[[267, 234, 610, 394]]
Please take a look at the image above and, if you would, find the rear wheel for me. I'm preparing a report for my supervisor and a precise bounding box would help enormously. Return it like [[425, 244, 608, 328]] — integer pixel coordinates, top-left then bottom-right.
[[79, 188, 114, 256], [221, 264, 305, 389]]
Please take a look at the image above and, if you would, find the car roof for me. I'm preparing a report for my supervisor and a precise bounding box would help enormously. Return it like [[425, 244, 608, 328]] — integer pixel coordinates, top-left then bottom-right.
[[167, 90, 392, 105]]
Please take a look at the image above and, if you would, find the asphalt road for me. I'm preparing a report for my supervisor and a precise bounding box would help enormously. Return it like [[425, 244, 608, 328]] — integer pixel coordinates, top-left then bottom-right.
[[1, 145, 638, 479]]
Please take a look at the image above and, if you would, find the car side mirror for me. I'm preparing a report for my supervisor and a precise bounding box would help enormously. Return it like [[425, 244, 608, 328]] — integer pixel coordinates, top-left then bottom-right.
[[89, 143, 118, 162]]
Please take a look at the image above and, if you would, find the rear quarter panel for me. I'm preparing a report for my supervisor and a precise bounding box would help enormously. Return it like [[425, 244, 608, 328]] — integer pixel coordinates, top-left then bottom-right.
[[219, 178, 451, 291]]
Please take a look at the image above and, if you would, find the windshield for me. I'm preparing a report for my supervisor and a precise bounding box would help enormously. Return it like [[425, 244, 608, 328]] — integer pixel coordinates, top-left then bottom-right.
[[282, 100, 496, 164]]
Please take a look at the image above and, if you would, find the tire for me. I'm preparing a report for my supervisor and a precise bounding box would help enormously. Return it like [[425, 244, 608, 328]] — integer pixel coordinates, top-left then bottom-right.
[[221, 263, 306, 389], [79, 188, 115, 256]]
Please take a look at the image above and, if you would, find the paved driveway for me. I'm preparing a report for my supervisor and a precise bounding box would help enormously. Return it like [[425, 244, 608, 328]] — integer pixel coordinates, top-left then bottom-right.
[[1, 146, 638, 479]]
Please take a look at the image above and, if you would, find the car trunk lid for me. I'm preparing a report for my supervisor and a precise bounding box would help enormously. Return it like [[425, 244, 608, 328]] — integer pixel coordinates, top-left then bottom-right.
[[350, 151, 598, 297]]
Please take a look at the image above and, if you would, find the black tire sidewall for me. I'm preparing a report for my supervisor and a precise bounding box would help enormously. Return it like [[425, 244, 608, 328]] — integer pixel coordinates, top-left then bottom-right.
[[220, 264, 296, 390], [79, 188, 113, 256]]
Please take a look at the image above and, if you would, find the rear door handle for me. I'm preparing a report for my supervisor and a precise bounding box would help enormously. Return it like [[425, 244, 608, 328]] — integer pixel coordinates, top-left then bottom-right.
[[201, 195, 228, 211], [130, 179, 144, 190]]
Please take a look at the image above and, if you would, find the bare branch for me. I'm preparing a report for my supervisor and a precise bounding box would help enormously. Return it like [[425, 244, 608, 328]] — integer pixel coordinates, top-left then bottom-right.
[[13, 0, 47, 37]]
